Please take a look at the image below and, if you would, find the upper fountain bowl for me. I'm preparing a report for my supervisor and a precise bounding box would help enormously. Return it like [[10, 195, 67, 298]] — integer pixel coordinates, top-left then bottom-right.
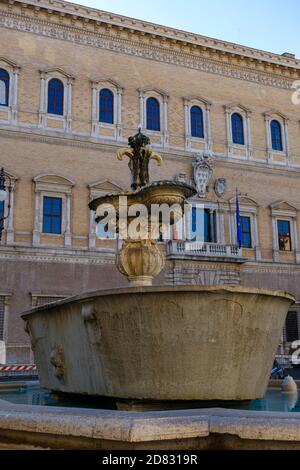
[[89, 180, 196, 226]]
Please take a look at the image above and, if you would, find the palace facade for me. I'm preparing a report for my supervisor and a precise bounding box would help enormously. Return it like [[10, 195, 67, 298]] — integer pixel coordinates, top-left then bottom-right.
[[0, 0, 300, 364]]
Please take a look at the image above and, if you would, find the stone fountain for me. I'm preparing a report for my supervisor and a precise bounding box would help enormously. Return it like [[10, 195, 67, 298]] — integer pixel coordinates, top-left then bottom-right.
[[22, 130, 294, 402]]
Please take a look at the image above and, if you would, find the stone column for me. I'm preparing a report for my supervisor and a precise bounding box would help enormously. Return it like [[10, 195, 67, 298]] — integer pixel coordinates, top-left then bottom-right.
[[206, 104, 212, 152], [293, 218, 298, 263], [253, 213, 261, 260], [91, 83, 98, 136], [209, 209, 215, 243], [246, 113, 252, 159], [5, 184, 15, 245], [183, 99, 190, 150], [33, 191, 41, 246], [139, 91, 145, 130], [88, 209, 97, 250], [11, 67, 20, 124], [284, 119, 290, 164], [116, 88, 123, 140], [265, 115, 272, 162], [272, 217, 278, 261], [66, 78, 73, 133], [218, 209, 226, 244], [225, 109, 232, 158], [162, 95, 168, 147], [38, 72, 46, 128], [64, 194, 72, 247]]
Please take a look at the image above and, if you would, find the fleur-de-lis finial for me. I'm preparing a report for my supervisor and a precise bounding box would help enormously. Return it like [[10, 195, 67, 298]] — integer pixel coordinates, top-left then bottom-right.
[[117, 128, 162, 191]]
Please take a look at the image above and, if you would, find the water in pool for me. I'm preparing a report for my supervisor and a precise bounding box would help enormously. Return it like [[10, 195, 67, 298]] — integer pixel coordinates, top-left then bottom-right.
[[1, 384, 299, 412]]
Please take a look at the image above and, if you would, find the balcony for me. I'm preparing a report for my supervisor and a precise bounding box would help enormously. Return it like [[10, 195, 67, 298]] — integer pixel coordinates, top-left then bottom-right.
[[166, 241, 246, 263]]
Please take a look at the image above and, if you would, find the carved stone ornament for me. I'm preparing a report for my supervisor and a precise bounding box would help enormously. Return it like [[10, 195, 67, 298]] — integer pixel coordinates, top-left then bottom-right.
[[50, 346, 65, 381], [214, 178, 227, 198], [116, 239, 165, 287], [192, 153, 214, 198], [174, 173, 188, 184]]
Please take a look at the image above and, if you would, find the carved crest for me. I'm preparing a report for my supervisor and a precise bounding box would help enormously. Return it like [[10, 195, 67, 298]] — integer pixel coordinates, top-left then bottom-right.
[[214, 178, 227, 198], [192, 153, 213, 199]]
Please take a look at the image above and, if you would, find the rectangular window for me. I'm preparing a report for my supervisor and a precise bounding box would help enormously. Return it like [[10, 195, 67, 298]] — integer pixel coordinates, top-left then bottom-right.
[[191, 208, 215, 243], [43, 197, 62, 234], [241, 216, 252, 248], [0, 200, 4, 232], [277, 220, 292, 252], [286, 312, 299, 343], [0, 296, 5, 341]]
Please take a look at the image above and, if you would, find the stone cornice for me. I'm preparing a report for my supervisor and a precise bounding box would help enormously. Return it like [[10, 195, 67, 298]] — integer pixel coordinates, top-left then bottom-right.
[[5, 0, 299, 70], [1, 126, 300, 178], [0, 1, 298, 90], [242, 261, 300, 274], [0, 245, 116, 264]]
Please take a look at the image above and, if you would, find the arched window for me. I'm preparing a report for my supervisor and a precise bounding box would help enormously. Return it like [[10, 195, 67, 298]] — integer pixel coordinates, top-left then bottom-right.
[[47, 78, 64, 116], [0, 69, 9, 106], [271, 120, 283, 151], [99, 89, 114, 124], [146, 97, 160, 131], [231, 113, 244, 145], [191, 106, 204, 138]]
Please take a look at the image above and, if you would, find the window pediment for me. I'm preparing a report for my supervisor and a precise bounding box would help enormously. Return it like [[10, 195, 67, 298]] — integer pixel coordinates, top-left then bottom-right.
[[91, 78, 123, 92], [88, 179, 124, 196], [34, 174, 74, 194], [183, 96, 212, 108], [229, 195, 259, 207], [264, 109, 289, 121], [40, 68, 75, 81], [0, 57, 20, 71], [0, 167, 18, 182], [225, 103, 252, 115], [139, 86, 169, 98], [270, 201, 298, 213]]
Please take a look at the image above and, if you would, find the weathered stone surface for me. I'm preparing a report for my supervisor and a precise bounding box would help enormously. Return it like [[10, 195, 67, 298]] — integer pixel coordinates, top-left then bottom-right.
[[22, 285, 294, 401], [1, 401, 300, 450]]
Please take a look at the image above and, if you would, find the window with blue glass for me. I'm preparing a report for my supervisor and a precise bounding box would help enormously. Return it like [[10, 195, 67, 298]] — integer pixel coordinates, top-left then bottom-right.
[[47, 78, 64, 116], [241, 216, 252, 248], [191, 207, 215, 242], [231, 113, 244, 145], [99, 89, 114, 124], [0, 201, 4, 232], [191, 106, 204, 138], [277, 220, 291, 251], [43, 197, 62, 234], [146, 97, 160, 131], [271, 120, 283, 151], [0, 69, 9, 107], [97, 222, 114, 240]]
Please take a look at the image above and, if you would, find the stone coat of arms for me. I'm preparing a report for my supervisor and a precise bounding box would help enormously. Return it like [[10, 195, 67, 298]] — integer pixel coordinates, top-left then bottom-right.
[[214, 178, 227, 198], [192, 153, 213, 198]]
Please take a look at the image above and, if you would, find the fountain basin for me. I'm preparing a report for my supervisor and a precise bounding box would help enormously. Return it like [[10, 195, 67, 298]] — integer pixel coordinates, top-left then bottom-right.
[[22, 286, 294, 401], [90, 181, 195, 231]]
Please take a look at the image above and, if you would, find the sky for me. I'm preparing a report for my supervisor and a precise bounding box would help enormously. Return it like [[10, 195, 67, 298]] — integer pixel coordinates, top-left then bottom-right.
[[66, 0, 300, 58]]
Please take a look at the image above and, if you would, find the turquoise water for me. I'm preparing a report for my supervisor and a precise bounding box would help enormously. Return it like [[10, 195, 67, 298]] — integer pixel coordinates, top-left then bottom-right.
[[0, 386, 299, 412]]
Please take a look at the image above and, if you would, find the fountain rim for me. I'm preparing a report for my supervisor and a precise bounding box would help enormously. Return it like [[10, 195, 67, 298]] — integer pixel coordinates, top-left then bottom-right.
[[21, 285, 295, 320], [88, 179, 196, 211]]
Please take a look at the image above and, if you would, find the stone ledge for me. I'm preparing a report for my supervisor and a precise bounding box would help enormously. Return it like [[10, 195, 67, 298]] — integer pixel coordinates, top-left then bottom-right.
[[1, 401, 300, 449]]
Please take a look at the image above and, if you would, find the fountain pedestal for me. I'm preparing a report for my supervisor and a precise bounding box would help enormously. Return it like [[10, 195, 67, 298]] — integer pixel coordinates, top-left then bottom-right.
[[116, 239, 165, 287]]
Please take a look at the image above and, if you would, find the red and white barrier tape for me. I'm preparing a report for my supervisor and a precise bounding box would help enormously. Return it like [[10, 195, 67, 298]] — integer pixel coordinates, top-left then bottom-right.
[[0, 365, 37, 372]]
